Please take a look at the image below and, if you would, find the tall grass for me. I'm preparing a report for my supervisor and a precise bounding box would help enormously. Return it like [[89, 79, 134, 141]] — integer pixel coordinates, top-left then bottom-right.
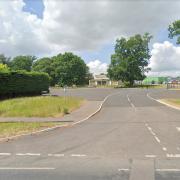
[[0, 96, 83, 117]]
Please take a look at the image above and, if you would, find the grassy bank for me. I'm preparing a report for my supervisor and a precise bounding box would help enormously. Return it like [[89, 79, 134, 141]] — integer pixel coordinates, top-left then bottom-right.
[[0, 122, 64, 139], [0, 96, 84, 117], [161, 99, 180, 108]]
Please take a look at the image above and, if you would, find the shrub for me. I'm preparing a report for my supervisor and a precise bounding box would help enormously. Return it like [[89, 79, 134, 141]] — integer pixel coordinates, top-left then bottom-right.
[[0, 71, 50, 97], [63, 107, 69, 114]]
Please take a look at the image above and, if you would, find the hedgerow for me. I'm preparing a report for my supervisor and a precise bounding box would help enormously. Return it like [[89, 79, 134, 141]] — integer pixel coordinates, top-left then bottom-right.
[[0, 71, 50, 97]]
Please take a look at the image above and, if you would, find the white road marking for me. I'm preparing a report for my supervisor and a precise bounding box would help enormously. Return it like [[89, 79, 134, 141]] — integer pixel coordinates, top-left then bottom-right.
[[157, 169, 180, 172], [145, 123, 168, 152], [0, 167, 55, 170], [71, 154, 87, 157], [162, 147, 167, 151], [0, 153, 11, 156], [16, 153, 41, 156], [154, 136, 161, 143], [126, 94, 136, 110], [145, 155, 157, 158], [73, 91, 122, 125], [118, 168, 129, 171], [176, 127, 180, 132], [166, 154, 180, 158], [48, 154, 64, 157]]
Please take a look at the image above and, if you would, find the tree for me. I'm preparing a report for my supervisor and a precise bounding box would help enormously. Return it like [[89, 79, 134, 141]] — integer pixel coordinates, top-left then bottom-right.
[[0, 63, 10, 72], [32, 57, 55, 85], [108, 33, 152, 86], [52, 52, 89, 86], [0, 54, 11, 66], [168, 20, 180, 44], [10, 55, 36, 71]]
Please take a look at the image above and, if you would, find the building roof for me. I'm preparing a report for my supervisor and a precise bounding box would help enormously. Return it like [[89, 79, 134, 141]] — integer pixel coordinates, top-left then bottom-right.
[[94, 74, 109, 80]]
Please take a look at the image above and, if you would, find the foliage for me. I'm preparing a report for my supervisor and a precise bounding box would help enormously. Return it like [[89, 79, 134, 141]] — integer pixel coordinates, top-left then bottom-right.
[[52, 52, 89, 86], [32, 57, 55, 86], [0, 63, 10, 72], [168, 20, 180, 44], [0, 71, 50, 97], [108, 33, 152, 86], [10, 55, 36, 71], [0, 96, 83, 117], [0, 54, 11, 66]]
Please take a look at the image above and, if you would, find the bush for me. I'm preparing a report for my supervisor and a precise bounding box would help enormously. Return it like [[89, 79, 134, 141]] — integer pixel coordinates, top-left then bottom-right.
[[0, 71, 50, 97]]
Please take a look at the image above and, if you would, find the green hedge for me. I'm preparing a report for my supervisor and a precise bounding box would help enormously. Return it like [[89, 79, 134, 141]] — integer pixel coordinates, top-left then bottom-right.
[[0, 71, 50, 97]]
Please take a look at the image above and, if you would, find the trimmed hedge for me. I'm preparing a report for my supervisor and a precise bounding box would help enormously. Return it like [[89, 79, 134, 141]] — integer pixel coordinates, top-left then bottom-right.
[[0, 71, 50, 97]]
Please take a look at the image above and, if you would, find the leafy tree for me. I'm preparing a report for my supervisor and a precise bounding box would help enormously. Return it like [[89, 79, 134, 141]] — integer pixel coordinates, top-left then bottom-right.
[[108, 33, 152, 86], [10, 55, 36, 71], [0, 54, 11, 66], [32, 57, 55, 85], [0, 63, 10, 72], [168, 20, 180, 44], [52, 52, 89, 86]]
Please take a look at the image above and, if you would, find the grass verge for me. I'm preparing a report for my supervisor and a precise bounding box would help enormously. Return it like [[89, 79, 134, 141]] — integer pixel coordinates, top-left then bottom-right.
[[0, 96, 84, 117], [0, 122, 65, 139], [160, 99, 180, 108]]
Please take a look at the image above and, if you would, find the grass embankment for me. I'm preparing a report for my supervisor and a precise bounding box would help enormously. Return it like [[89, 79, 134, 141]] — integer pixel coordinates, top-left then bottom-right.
[[161, 99, 180, 108], [0, 96, 84, 117], [0, 122, 64, 139]]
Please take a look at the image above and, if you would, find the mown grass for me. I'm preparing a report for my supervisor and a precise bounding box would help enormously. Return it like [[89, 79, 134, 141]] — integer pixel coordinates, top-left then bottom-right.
[[0, 96, 84, 117], [0, 122, 64, 138], [161, 99, 180, 107]]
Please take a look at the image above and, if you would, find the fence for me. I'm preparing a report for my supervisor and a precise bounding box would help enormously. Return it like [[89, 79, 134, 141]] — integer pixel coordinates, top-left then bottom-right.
[[167, 82, 180, 89]]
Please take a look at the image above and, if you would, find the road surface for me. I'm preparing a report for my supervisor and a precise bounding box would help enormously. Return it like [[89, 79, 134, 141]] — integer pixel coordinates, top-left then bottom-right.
[[0, 88, 180, 180]]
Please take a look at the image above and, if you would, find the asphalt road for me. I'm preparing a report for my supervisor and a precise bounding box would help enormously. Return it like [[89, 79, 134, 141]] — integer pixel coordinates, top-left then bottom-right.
[[0, 88, 180, 180]]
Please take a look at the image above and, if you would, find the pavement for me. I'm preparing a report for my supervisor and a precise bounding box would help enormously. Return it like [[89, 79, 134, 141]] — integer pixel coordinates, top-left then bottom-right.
[[0, 88, 180, 180]]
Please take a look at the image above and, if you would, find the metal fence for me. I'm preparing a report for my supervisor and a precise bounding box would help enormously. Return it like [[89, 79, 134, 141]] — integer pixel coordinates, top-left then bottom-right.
[[167, 83, 180, 89]]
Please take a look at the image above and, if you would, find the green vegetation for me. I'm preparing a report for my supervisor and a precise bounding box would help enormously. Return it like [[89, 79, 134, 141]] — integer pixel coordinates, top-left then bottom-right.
[[33, 52, 90, 86], [0, 122, 64, 138], [10, 55, 36, 72], [0, 96, 83, 117], [168, 20, 180, 44], [108, 33, 152, 87], [143, 77, 168, 85], [0, 71, 50, 97], [163, 99, 180, 106]]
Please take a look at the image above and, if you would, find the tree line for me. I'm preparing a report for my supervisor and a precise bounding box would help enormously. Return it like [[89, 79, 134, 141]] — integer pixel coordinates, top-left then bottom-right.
[[0, 52, 91, 87]]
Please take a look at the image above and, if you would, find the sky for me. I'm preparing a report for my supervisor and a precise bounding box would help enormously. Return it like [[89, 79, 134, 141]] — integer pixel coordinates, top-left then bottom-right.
[[0, 0, 180, 76]]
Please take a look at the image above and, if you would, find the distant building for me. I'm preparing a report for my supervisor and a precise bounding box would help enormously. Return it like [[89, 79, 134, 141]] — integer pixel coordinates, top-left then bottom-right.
[[89, 74, 122, 87], [89, 74, 111, 86]]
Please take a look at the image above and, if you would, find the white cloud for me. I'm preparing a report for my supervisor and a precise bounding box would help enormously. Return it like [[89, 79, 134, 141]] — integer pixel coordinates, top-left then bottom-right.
[[149, 41, 180, 77], [1, 0, 180, 57], [87, 60, 108, 75]]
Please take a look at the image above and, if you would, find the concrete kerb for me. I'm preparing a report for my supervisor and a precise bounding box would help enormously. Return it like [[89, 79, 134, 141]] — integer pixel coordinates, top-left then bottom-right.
[[147, 93, 180, 111], [0, 91, 121, 143]]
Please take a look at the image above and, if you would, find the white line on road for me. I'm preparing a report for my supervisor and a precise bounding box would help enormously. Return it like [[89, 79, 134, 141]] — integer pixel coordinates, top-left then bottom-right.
[[166, 154, 180, 158], [48, 154, 64, 157], [176, 127, 180, 132], [71, 154, 87, 157], [162, 147, 167, 151], [157, 169, 180, 172], [16, 153, 41, 156], [126, 94, 136, 110], [0, 167, 55, 170], [145, 155, 157, 158], [118, 168, 129, 171], [0, 153, 11, 156]]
